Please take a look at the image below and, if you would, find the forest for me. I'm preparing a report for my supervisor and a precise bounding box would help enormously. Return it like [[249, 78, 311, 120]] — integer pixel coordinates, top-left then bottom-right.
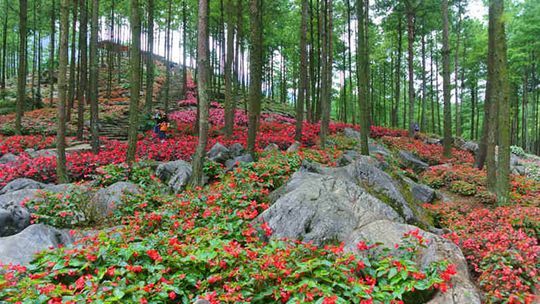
[[0, 0, 539, 303]]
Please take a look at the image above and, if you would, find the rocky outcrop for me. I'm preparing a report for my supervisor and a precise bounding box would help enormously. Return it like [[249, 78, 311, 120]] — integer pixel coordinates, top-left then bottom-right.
[[346, 220, 481, 304], [229, 143, 245, 158], [399, 150, 429, 172], [91, 182, 141, 218], [343, 127, 362, 139], [207, 142, 231, 164], [0, 224, 73, 266], [0, 178, 47, 195], [264, 143, 279, 152], [404, 177, 436, 203], [0, 153, 18, 164], [156, 160, 193, 193], [258, 162, 480, 303], [225, 154, 254, 171], [0, 189, 43, 237]]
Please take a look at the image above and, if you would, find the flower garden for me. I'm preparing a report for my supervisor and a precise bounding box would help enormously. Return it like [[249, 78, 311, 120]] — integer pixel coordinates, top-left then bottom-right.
[[0, 82, 539, 303]]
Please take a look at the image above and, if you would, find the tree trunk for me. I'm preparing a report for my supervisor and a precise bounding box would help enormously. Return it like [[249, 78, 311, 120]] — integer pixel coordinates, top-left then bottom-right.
[[145, 0, 154, 113], [247, 0, 263, 154], [126, 0, 141, 166], [319, 0, 332, 147], [357, 0, 369, 155], [420, 32, 427, 131], [15, 0, 28, 135], [0, 1, 7, 93], [67, 0, 78, 121], [406, 5, 415, 136], [224, 0, 236, 138], [296, 0, 309, 141], [76, 0, 87, 141], [441, 0, 452, 157], [89, 0, 99, 152], [56, 0, 69, 183], [190, 0, 210, 187], [393, 17, 402, 128], [492, 0, 510, 203], [49, 0, 56, 107]]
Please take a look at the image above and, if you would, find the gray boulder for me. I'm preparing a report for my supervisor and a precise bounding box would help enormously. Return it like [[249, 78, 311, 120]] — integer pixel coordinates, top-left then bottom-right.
[[461, 141, 479, 154], [286, 141, 301, 153], [156, 160, 193, 193], [337, 150, 362, 166], [0, 153, 18, 164], [343, 127, 361, 139], [207, 142, 230, 163], [426, 137, 442, 145], [0, 189, 46, 236], [0, 178, 46, 195], [257, 171, 403, 245], [0, 224, 73, 266], [91, 182, 140, 218], [399, 150, 429, 172], [404, 177, 436, 203], [264, 143, 279, 152], [369, 143, 390, 157], [225, 154, 254, 170], [345, 220, 481, 304], [229, 143, 245, 158], [25, 148, 57, 159]]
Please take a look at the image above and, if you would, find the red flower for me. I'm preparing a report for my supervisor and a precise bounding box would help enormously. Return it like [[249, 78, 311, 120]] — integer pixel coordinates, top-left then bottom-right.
[[146, 249, 162, 262]]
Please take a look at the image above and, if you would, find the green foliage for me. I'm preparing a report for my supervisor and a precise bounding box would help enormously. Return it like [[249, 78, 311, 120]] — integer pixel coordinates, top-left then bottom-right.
[[449, 180, 477, 196]]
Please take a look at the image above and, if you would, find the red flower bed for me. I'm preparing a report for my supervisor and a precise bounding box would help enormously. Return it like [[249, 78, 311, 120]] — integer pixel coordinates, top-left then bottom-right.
[[0, 135, 58, 155], [382, 136, 474, 165], [426, 202, 540, 303]]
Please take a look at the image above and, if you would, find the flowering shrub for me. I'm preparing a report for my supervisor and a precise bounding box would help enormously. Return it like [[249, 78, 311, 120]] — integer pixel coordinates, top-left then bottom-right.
[[369, 125, 408, 138], [427, 202, 540, 303], [449, 180, 477, 196], [0, 153, 456, 303], [382, 136, 474, 165], [23, 188, 90, 228], [0, 135, 59, 155]]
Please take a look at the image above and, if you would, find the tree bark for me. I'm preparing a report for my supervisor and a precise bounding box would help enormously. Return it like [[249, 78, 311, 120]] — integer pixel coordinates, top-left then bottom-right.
[[392, 17, 402, 128], [441, 0, 452, 157], [15, 0, 28, 135], [76, 0, 87, 142], [296, 0, 309, 141], [357, 0, 369, 155], [145, 0, 154, 113], [89, 0, 99, 152], [190, 0, 210, 187], [126, 0, 141, 166], [56, 0, 69, 183], [406, 3, 415, 137], [247, 0, 263, 154], [224, 0, 236, 138], [67, 0, 78, 121]]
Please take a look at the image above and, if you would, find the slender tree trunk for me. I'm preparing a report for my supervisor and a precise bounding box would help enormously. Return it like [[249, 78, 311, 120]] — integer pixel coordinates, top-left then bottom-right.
[[145, 0, 154, 113], [224, 0, 236, 138], [247, 0, 263, 154], [319, 0, 332, 147], [393, 17, 402, 128], [441, 0, 452, 157], [67, 0, 78, 121], [89, 0, 99, 152], [49, 0, 56, 107], [15, 0, 28, 135], [522, 71, 528, 149], [181, 0, 187, 96], [454, 0, 463, 138], [357, 0, 369, 155], [190, 0, 210, 186], [106, 1, 114, 100], [56, 0, 69, 183], [492, 0, 510, 203], [126, 0, 141, 166], [76, 0, 87, 141], [406, 5, 415, 136], [0, 1, 7, 93], [430, 35, 436, 133], [163, 0, 172, 113], [296, 0, 309, 141], [420, 32, 427, 131]]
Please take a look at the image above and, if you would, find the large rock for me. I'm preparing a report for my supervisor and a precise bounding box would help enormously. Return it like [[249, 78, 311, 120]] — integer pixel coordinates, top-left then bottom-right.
[[0, 189, 45, 237], [404, 177, 436, 203], [229, 143, 245, 158], [0, 153, 18, 164], [264, 143, 279, 152], [337, 150, 362, 166], [25, 148, 57, 159], [207, 142, 231, 164], [0, 178, 47, 195], [0, 224, 73, 266], [461, 141, 479, 154], [399, 150, 429, 172], [286, 141, 301, 153], [156, 160, 193, 193], [345, 220, 481, 304], [257, 171, 403, 245], [91, 182, 140, 218], [343, 127, 362, 139], [225, 154, 254, 171]]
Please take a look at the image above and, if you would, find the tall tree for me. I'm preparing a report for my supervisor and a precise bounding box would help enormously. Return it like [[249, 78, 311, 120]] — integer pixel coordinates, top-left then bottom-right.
[[77, 0, 88, 141], [49, 0, 56, 107], [89, 0, 99, 152], [357, 0, 369, 155], [247, 0, 263, 154], [295, 0, 309, 142], [405, 0, 416, 136], [190, 0, 210, 187], [126, 0, 141, 166], [441, 0, 452, 157], [224, 0, 235, 138], [15, 0, 28, 135], [319, 0, 333, 147], [56, 0, 69, 183], [145, 0, 154, 113], [66, 0, 78, 121], [492, 0, 510, 203]]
